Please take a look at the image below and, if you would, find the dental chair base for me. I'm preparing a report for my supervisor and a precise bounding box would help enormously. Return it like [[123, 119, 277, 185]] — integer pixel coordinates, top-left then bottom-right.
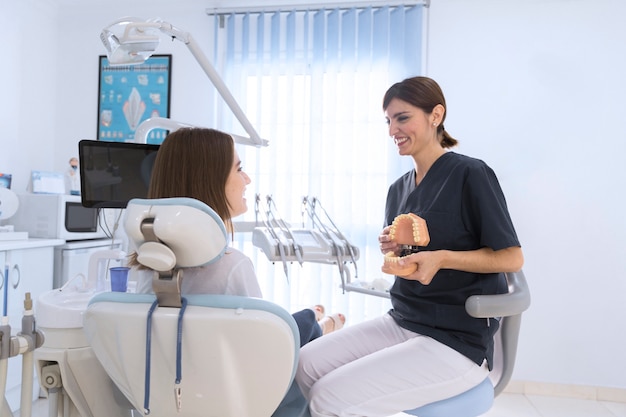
[[35, 288, 132, 417], [36, 345, 132, 417]]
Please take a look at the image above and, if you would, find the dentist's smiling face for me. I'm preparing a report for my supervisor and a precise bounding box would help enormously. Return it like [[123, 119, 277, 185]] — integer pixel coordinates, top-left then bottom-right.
[[384, 98, 438, 157], [225, 151, 251, 218]]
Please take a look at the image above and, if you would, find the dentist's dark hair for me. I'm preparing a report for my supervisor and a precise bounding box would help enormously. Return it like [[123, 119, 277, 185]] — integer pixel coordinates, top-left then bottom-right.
[[383, 76, 458, 148]]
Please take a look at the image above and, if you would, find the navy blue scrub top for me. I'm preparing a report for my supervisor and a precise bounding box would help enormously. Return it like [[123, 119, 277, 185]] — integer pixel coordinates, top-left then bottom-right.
[[385, 151, 520, 369]]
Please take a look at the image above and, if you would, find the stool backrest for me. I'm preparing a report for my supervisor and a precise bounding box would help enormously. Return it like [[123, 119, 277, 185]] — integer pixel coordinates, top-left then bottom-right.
[[466, 270, 531, 395]]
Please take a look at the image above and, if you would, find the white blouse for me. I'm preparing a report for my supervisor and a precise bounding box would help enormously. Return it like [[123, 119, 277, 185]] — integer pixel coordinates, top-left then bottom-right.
[[133, 247, 262, 298]]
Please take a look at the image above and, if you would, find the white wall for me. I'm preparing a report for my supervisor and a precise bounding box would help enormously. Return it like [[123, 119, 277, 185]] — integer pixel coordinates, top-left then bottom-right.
[[0, 0, 220, 192], [0, 0, 59, 192], [53, 2, 220, 184], [1, 0, 624, 391], [427, 0, 626, 389]]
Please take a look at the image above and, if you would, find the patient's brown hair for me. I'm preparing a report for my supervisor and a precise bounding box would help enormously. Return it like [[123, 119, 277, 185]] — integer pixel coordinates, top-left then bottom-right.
[[148, 127, 235, 232], [128, 127, 235, 268]]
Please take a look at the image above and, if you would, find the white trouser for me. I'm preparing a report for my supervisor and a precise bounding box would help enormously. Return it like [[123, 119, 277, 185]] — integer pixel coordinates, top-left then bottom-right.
[[295, 313, 489, 417]]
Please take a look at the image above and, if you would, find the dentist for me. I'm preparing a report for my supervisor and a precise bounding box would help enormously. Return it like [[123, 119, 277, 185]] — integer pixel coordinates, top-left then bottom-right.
[[294, 76, 524, 416]]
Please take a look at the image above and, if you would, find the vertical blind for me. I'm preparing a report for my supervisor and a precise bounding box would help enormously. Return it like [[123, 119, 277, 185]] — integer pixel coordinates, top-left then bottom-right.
[[212, 4, 425, 324]]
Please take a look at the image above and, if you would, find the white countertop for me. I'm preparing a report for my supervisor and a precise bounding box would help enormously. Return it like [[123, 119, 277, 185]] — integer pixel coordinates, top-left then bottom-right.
[[0, 238, 65, 251]]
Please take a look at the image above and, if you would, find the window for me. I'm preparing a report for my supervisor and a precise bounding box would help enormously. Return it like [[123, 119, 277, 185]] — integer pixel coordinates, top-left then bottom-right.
[[213, 4, 426, 323]]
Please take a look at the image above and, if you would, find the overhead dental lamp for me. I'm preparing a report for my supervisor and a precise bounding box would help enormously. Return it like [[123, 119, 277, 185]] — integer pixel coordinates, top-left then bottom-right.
[[100, 17, 268, 147]]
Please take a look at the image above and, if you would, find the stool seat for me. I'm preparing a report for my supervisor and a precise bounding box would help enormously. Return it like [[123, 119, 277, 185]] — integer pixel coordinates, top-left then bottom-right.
[[404, 377, 494, 417]]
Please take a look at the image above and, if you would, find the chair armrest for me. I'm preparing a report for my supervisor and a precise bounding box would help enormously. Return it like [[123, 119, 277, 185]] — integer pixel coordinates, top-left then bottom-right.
[[465, 270, 531, 318]]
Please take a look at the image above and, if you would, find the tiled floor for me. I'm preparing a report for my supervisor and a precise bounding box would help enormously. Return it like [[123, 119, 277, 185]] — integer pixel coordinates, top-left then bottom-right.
[[15, 393, 626, 417], [481, 393, 626, 417], [390, 394, 626, 416]]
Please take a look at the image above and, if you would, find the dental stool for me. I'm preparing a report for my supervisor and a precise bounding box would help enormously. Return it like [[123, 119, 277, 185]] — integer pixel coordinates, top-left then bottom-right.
[[405, 270, 531, 417], [83, 197, 300, 417]]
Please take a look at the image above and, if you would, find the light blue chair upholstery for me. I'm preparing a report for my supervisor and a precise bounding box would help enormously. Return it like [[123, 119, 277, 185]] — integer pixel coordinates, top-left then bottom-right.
[[405, 270, 531, 417]]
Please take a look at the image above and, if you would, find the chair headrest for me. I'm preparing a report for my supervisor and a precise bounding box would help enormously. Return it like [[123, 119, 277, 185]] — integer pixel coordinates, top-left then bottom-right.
[[125, 197, 228, 271]]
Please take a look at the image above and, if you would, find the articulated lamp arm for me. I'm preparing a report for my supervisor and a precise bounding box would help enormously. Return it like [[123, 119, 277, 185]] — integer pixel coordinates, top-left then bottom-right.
[[134, 117, 266, 147], [157, 22, 267, 147], [101, 18, 268, 147]]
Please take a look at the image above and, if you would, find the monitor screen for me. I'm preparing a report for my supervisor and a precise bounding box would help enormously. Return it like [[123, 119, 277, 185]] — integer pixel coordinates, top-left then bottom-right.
[[65, 201, 99, 232], [79, 139, 160, 208]]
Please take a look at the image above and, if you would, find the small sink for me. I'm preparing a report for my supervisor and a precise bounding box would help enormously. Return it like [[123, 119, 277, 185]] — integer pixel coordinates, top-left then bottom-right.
[[36, 289, 98, 329]]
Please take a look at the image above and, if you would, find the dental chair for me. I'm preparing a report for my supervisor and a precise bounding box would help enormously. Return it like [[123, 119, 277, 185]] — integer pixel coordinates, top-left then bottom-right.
[[404, 269, 531, 417], [83, 197, 300, 417]]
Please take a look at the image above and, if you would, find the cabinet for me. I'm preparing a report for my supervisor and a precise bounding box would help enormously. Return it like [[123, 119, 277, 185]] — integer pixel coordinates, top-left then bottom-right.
[[0, 239, 63, 412]]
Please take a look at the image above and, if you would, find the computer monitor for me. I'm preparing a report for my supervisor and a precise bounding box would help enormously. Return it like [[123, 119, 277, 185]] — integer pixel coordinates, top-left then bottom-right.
[[79, 139, 160, 208]]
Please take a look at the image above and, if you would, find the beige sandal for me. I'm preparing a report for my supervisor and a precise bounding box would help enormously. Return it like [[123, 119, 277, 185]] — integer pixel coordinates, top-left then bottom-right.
[[319, 313, 346, 335]]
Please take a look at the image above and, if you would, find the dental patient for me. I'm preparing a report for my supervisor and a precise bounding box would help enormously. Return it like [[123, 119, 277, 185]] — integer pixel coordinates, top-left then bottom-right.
[[129, 127, 345, 346]]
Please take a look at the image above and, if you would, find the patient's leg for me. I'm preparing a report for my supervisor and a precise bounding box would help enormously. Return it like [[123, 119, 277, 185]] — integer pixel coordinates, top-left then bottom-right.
[[292, 308, 323, 347]]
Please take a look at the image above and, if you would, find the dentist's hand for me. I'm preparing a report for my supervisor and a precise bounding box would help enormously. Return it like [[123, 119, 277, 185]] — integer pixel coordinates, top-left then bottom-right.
[[396, 250, 443, 285], [380, 225, 417, 276], [378, 225, 400, 255]]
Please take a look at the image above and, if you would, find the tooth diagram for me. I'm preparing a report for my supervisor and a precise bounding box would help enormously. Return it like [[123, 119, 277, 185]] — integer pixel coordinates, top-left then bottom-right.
[[123, 87, 146, 131]]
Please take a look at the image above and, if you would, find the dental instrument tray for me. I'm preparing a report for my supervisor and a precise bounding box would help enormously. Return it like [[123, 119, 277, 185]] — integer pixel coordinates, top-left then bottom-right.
[[252, 195, 396, 299], [252, 195, 361, 292], [252, 227, 359, 264]]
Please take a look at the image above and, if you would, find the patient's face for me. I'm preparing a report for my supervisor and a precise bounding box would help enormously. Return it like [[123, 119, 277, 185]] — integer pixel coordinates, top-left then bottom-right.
[[226, 151, 251, 218]]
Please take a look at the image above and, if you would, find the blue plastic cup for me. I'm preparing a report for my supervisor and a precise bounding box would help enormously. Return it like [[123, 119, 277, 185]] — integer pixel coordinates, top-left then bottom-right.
[[109, 267, 130, 292]]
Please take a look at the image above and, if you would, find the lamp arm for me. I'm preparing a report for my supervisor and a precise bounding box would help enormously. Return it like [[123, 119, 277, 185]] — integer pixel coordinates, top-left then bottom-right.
[[107, 19, 268, 147], [134, 117, 193, 144], [230, 133, 269, 147], [157, 22, 267, 147], [185, 35, 266, 147], [134, 117, 266, 148]]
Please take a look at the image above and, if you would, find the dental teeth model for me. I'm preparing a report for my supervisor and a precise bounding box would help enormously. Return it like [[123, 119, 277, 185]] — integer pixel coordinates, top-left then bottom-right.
[[381, 213, 430, 277]]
